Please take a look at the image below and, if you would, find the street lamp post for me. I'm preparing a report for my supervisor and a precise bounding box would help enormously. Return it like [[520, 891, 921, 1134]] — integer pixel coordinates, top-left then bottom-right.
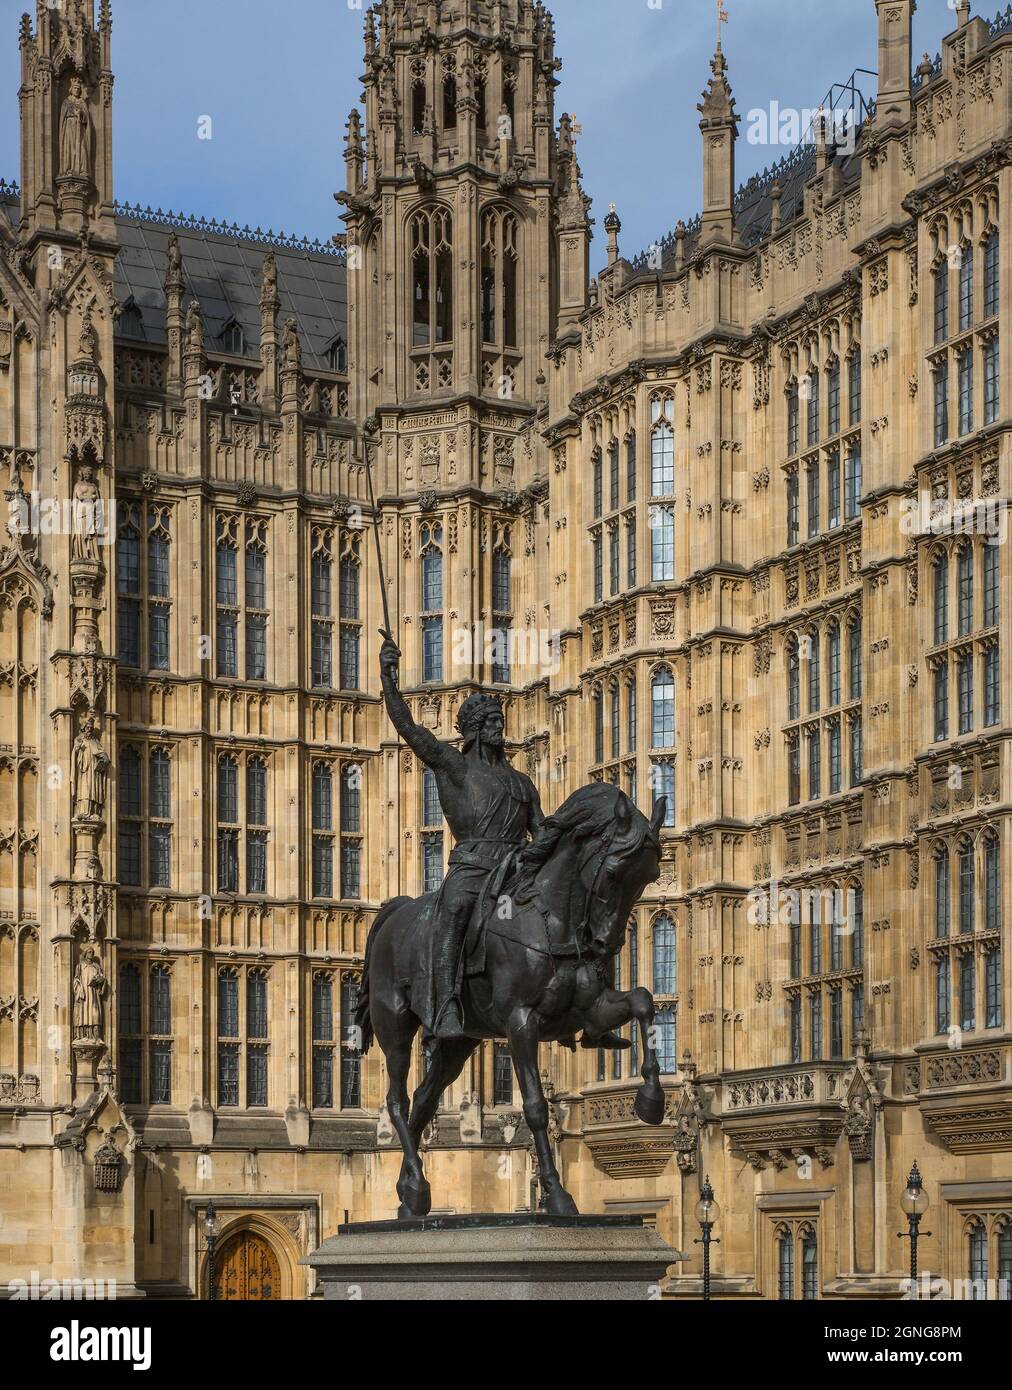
[[694, 1175, 721, 1302], [203, 1201, 221, 1302], [899, 1161, 932, 1289]]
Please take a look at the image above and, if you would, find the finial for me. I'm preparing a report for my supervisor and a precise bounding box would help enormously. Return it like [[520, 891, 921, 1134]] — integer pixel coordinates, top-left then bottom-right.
[[716, 0, 728, 54]]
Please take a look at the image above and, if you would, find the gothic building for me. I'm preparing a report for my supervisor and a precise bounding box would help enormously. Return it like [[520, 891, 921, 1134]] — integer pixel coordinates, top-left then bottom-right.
[[0, 0, 1011, 1300]]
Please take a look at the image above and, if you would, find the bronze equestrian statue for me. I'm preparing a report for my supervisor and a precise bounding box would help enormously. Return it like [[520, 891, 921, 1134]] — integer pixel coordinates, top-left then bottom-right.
[[355, 637, 667, 1218]]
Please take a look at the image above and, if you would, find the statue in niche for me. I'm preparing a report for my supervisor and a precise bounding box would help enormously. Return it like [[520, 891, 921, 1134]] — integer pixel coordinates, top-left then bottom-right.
[[72, 713, 110, 820], [261, 251, 278, 302], [77, 311, 97, 364], [165, 233, 182, 286], [282, 317, 301, 368], [73, 945, 106, 1040], [185, 299, 204, 352], [59, 77, 92, 180], [70, 462, 102, 564]]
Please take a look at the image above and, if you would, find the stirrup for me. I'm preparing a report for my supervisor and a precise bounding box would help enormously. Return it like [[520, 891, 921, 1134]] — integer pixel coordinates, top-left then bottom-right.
[[433, 998, 465, 1039]]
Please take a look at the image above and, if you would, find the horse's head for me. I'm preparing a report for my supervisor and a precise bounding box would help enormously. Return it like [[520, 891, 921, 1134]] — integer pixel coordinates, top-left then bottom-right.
[[586, 790, 665, 957], [530, 784, 664, 960]]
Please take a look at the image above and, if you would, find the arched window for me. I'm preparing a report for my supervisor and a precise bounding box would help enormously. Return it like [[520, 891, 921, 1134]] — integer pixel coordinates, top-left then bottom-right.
[[627, 677, 638, 753], [984, 831, 1001, 929], [422, 768, 441, 828], [787, 640, 800, 720], [340, 763, 361, 832], [420, 521, 444, 683], [148, 748, 172, 887], [807, 631, 821, 713], [480, 208, 519, 348], [933, 552, 949, 644], [778, 1229, 795, 1300], [650, 395, 675, 496], [118, 962, 142, 1103], [149, 965, 172, 1036], [340, 973, 362, 1107], [411, 208, 453, 347], [983, 226, 1000, 316], [593, 686, 604, 764], [827, 623, 841, 706], [934, 839, 950, 939], [411, 76, 426, 136], [117, 511, 142, 666], [959, 840, 975, 935], [246, 758, 267, 827], [492, 532, 512, 684], [118, 296, 145, 341], [651, 667, 675, 749], [217, 756, 238, 824], [325, 336, 347, 373], [968, 1221, 988, 1296], [959, 237, 974, 331], [218, 317, 246, 356], [312, 762, 333, 831], [312, 762, 334, 899], [312, 972, 334, 1108], [442, 65, 457, 129], [652, 914, 676, 994], [339, 538, 360, 620], [957, 545, 974, 636], [247, 968, 268, 1039], [800, 1227, 819, 1300], [998, 1220, 1012, 1295], [848, 615, 862, 698]]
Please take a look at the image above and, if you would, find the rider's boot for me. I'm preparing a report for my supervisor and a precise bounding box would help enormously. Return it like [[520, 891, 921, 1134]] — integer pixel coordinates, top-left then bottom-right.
[[432, 924, 466, 1039]]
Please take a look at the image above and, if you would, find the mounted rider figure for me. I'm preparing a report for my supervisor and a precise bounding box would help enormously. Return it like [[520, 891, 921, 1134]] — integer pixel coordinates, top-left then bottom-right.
[[379, 635, 545, 1038]]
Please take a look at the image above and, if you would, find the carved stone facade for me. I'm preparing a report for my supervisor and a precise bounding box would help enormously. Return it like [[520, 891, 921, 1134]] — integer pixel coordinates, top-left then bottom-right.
[[1, 0, 1011, 1300]]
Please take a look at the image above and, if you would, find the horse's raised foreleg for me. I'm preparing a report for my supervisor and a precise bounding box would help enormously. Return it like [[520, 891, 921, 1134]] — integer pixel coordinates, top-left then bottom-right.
[[507, 1005, 578, 1216], [407, 1035, 477, 1147], [581, 985, 665, 1125], [631, 986, 666, 1125]]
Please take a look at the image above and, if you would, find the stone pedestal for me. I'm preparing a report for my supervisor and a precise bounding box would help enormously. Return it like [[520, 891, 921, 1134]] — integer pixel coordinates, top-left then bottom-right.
[[305, 1214, 683, 1301]]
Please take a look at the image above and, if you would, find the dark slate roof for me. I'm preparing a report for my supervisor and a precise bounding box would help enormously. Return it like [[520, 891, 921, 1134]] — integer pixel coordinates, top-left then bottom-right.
[[0, 187, 347, 373], [114, 209, 347, 373], [630, 137, 865, 273]]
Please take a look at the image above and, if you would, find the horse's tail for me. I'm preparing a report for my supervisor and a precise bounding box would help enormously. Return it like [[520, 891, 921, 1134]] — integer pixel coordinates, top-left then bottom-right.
[[354, 896, 411, 1053]]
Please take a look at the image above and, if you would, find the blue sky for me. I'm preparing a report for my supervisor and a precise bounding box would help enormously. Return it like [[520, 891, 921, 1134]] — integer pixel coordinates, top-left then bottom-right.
[[0, 0, 962, 267]]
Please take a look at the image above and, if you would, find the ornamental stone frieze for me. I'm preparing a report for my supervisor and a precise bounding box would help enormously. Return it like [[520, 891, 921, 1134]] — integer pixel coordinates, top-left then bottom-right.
[[582, 1083, 676, 1179]]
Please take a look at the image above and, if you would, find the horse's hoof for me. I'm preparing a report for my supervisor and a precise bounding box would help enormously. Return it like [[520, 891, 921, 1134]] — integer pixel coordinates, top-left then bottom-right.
[[634, 1084, 665, 1126], [543, 1185, 579, 1216], [395, 1176, 432, 1218]]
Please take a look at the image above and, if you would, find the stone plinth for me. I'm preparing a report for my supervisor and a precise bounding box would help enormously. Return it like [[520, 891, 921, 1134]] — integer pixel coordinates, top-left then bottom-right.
[[305, 1213, 683, 1301]]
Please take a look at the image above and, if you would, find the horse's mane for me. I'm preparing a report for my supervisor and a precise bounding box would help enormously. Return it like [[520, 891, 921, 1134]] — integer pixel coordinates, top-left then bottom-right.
[[511, 783, 654, 902]]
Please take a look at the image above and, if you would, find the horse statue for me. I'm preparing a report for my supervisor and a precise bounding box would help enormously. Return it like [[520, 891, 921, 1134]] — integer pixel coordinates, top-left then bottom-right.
[[355, 781, 668, 1218]]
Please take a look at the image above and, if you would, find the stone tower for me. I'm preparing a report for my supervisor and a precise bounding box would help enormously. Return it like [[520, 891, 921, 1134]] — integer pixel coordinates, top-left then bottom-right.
[[3, 0, 133, 1288], [339, 0, 585, 896]]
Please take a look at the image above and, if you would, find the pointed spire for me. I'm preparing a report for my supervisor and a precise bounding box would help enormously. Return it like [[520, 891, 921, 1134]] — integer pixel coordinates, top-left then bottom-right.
[[697, 6, 739, 250]]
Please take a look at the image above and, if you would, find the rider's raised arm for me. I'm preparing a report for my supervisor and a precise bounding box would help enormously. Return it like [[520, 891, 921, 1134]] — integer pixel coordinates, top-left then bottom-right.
[[526, 777, 546, 837], [379, 636, 463, 777]]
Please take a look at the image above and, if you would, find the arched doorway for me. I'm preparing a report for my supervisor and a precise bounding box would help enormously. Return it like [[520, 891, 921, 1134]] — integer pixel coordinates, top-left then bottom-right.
[[213, 1230, 282, 1301]]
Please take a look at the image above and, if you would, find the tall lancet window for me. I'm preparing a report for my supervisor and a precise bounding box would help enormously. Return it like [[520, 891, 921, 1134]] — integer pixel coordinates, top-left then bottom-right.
[[411, 208, 453, 348], [420, 521, 444, 683], [480, 207, 519, 349]]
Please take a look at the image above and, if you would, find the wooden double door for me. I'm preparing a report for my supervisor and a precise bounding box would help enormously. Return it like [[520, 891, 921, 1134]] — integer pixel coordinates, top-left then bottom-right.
[[213, 1230, 282, 1301]]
